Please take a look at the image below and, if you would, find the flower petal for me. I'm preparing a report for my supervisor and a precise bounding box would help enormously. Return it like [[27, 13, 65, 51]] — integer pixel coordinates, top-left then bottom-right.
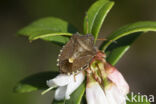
[[54, 86, 67, 100], [47, 74, 72, 87], [105, 84, 126, 104], [106, 66, 129, 95], [86, 82, 109, 104], [65, 72, 85, 99]]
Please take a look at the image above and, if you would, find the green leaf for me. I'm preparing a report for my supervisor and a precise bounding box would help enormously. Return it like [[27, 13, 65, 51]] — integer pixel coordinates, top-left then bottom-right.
[[52, 82, 85, 104], [39, 35, 70, 46], [100, 21, 156, 65], [105, 32, 141, 65], [127, 94, 151, 104], [83, 0, 114, 41], [18, 17, 77, 45], [53, 101, 65, 104], [14, 71, 59, 93], [91, 1, 114, 41], [80, 95, 87, 104], [32, 33, 72, 46], [31, 32, 72, 41]]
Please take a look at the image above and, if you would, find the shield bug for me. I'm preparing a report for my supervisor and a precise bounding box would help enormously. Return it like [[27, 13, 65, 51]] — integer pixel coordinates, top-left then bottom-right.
[[57, 34, 97, 75]]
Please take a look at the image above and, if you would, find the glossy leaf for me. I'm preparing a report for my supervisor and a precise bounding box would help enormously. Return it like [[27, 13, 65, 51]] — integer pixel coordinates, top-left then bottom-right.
[[126, 94, 151, 104], [53, 101, 64, 104], [32, 33, 72, 46], [84, 0, 114, 41], [80, 95, 87, 104], [91, 1, 114, 41], [14, 71, 59, 93], [105, 32, 141, 65], [18, 17, 77, 45], [100, 21, 156, 65], [52, 82, 85, 104], [39, 35, 70, 46]]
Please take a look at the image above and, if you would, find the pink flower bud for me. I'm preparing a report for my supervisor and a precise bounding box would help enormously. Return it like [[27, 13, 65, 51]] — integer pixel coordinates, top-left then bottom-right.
[[105, 63, 129, 95]]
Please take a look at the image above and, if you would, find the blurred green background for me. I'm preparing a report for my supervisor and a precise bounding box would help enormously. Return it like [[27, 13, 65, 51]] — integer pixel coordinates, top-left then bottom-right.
[[0, 0, 156, 104]]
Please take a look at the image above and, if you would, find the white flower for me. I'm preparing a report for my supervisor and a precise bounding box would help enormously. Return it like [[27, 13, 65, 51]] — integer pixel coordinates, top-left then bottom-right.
[[86, 81, 127, 104], [105, 84, 126, 104], [86, 82, 109, 104], [46, 72, 85, 101]]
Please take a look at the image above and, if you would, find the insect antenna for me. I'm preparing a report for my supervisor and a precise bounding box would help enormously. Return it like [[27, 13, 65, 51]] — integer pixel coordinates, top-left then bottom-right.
[[97, 38, 117, 44], [85, 12, 89, 34]]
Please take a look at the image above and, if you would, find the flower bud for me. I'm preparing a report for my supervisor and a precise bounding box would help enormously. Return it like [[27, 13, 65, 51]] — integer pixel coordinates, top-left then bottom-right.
[[105, 63, 129, 95]]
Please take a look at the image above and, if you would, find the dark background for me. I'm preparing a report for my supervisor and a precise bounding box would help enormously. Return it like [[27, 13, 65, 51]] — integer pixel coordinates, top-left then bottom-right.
[[0, 0, 156, 104]]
